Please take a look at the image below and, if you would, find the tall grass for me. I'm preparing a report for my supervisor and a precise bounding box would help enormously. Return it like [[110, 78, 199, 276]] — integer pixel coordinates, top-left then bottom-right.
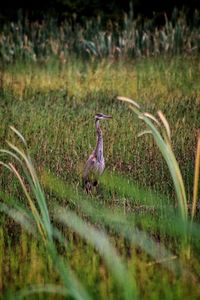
[[191, 134, 200, 221], [0, 46, 200, 298], [0, 7, 199, 64], [0, 127, 138, 299], [0, 56, 199, 201], [118, 96, 200, 256], [1, 125, 200, 299], [0, 127, 93, 300]]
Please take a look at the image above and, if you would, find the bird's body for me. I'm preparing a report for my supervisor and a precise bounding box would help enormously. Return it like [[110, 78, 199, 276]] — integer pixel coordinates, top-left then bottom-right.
[[83, 113, 111, 193]]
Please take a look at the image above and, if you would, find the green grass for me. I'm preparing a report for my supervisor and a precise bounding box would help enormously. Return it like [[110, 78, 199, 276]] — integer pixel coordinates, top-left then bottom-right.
[[0, 55, 200, 299], [1, 56, 199, 194]]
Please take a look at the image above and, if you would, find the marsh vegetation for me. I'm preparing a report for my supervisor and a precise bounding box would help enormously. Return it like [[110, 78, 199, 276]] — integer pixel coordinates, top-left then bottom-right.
[[0, 9, 200, 300]]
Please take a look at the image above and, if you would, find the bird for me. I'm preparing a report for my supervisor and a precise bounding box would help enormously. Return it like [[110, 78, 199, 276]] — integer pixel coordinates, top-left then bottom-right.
[[83, 113, 112, 193]]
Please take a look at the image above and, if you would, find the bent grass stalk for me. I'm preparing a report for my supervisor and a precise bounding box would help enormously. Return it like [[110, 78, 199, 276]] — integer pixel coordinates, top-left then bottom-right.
[[57, 209, 137, 300], [43, 172, 200, 285], [42, 172, 183, 274], [188, 134, 200, 258], [191, 134, 200, 222], [118, 96, 200, 257], [118, 96, 188, 222], [0, 127, 92, 300], [0, 126, 138, 300]]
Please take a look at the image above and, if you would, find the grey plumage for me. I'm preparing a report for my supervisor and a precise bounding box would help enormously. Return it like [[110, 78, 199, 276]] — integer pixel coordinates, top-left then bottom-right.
[[83, 113, 112, 193]]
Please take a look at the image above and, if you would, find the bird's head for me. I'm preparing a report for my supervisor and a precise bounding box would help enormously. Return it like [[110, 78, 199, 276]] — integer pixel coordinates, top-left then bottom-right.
[[95, 113, 112, 120]]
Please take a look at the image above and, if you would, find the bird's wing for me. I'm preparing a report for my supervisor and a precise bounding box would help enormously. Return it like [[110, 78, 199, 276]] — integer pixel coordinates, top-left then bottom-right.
[[83, 153, 97, 180]]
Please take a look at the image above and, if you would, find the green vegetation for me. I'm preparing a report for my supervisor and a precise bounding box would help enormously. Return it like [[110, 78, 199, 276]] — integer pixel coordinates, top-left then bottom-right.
[[0, 7, 199, 64], [0, 11, 200, 299]]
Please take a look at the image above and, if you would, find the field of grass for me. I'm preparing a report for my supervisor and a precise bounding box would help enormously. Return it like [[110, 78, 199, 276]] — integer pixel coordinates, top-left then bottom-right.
[[0, 53, 200, 300]]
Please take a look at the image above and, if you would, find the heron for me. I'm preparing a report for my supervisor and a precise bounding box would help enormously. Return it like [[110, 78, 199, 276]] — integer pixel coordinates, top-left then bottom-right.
[[83, 113, 112, 193]]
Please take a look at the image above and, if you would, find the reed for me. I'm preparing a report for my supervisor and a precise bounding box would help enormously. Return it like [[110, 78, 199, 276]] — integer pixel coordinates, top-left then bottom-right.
[[0, 8, 199, 64], [0, 41, 199, 298], [118, 96, 200, 256], [0, 127, 92, 299], [0, 127, 138, 300]]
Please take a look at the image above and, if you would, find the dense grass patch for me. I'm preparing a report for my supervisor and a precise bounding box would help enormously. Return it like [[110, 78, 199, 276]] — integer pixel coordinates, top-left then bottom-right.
[[1, 56, 199, 194], [0, 55, 200, 299]]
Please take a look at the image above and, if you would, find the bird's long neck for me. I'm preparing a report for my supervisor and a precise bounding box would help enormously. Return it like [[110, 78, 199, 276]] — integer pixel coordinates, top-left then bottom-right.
[[94, 119, 103, 161]]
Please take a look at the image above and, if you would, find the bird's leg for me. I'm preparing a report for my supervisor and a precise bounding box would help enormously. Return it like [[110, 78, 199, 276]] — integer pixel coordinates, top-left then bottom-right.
[[85, 181, 92, 193], [93, 179, 103, 197], [83, 179, 94, 196]]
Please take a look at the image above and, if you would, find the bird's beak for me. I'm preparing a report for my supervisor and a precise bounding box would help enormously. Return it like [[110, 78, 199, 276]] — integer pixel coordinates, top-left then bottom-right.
[[104, 114, 112, 119]]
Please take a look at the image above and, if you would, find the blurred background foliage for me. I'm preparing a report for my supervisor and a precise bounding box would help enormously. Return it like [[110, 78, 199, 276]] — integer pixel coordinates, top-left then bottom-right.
[[0, 0, 200, 24]]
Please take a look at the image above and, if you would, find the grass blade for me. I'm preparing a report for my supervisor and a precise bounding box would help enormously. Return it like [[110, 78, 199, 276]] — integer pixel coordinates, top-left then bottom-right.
[[191, 134, 200, 221], [56, 208, 137, 300]]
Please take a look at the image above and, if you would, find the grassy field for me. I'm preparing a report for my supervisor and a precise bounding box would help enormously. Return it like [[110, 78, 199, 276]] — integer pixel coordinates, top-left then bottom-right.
[[0, 54, 200, 299]]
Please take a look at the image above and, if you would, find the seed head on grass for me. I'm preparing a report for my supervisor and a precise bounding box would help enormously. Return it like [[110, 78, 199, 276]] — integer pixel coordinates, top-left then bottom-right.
[[118, 96, 188, 225]]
